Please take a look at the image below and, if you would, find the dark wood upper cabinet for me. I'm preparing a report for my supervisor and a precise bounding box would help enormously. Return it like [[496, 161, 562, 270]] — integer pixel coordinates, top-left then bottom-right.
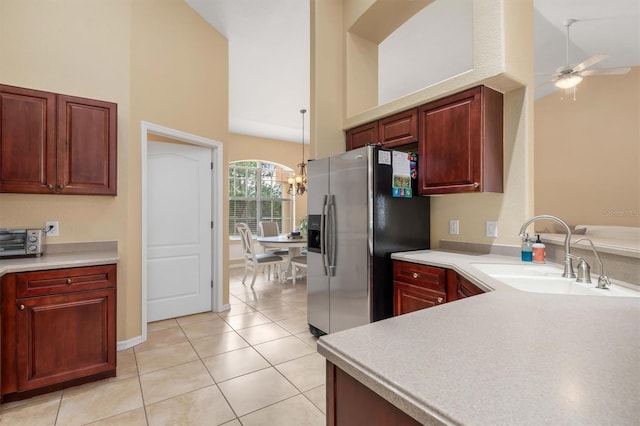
[[0, 85, 56, 194], [345, 120, 378, 151], [57, 95, 117, 195], [378, 109, 418, 147], [0, 84, 117, 195], [418, 85, 503, 195]]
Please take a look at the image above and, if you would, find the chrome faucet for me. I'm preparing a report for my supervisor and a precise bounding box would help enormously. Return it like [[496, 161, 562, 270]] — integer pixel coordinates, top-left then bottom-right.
[[519, 215, 576, 278], [575, 238, 611, 289]]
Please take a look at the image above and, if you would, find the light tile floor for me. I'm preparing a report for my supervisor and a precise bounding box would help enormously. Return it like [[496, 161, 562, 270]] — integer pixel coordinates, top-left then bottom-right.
[[0, 269, 325, 426]]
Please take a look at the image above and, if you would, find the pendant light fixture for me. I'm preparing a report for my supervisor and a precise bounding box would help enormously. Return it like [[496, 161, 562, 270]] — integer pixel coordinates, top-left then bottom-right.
[[288, 108, 307, 196]]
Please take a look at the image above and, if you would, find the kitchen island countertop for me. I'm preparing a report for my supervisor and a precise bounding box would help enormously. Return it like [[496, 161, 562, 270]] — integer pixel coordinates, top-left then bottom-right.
[[317, 250, 640, 425], [0, 241, 118, 277]]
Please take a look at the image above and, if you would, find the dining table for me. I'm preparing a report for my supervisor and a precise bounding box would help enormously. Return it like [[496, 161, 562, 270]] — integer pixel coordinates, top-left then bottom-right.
[[256, 234, 307, 281]]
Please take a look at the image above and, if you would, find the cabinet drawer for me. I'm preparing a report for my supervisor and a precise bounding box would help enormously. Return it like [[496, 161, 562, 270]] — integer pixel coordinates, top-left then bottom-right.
[[16, 265, 116, 298], [393, 261, 446, 292]]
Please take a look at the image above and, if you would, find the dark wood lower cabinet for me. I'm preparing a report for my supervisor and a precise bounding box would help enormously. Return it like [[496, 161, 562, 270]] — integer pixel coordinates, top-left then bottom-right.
[[1, 265, 116, 402], [327, 361, 421, 426], [394, 260, 485, 316]]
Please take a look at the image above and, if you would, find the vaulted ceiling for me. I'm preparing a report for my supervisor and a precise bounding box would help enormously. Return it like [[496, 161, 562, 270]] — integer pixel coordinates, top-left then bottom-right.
[[185, 0, 639, 143]]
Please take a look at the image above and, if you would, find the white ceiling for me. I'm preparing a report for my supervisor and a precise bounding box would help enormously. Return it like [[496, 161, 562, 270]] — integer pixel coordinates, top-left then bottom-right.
[[185, 0, 639, 142]]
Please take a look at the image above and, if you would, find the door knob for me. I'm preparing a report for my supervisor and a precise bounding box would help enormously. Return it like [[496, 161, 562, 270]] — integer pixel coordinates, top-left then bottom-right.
[[66, 278, 72, 285], [47, 184, 53, 190], [18, 304, 25, 311], [412, 272, 420, 279], [57, 184, 65, 190], [437, 297, 443, 304]]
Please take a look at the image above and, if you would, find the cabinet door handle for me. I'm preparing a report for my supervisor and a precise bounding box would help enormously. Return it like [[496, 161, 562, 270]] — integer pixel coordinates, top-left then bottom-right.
[[473, 182, 479, 188], [437, 297, 443, 304], [18, 304, 25, 311], [47, 184, 53, 190], [66, 278, 72, 285], [57, 184, 65, 190], [412, 272, 420, 279]]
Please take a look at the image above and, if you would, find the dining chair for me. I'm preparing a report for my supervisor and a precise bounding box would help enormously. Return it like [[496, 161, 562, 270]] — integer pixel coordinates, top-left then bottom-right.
[[259, 221, 289, 256], [290, 253, 307, 286], [236, 223, 287, 288]]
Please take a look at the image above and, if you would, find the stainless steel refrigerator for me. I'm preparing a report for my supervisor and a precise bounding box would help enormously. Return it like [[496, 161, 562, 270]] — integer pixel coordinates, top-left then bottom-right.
[[306, 145, 430, 336]]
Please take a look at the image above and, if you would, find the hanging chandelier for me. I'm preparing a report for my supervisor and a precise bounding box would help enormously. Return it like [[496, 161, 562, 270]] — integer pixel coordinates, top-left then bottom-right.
[[288, 108, 307, 196]]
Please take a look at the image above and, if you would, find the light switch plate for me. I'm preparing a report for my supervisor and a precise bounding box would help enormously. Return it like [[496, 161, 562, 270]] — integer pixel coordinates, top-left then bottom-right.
[[449, 219, 459, 235], [486, 221, 497, 238]]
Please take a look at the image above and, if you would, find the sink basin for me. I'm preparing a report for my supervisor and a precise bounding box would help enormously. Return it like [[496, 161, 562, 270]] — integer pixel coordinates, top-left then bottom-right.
[[471, 262, 640, 297]]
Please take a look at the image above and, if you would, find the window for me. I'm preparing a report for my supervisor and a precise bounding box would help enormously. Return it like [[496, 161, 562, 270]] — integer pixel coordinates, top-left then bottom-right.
[[229, 160, 294, 237]]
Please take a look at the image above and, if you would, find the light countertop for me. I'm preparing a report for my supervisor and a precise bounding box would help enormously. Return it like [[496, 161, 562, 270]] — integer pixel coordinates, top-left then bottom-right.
[[0, 241, 118, 277], [317, 250, 640, 425]]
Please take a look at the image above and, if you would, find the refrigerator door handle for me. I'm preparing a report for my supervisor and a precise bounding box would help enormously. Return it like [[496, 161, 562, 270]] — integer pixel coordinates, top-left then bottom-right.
[[327, 194, 337, 277], [321, 194, 329, 276]]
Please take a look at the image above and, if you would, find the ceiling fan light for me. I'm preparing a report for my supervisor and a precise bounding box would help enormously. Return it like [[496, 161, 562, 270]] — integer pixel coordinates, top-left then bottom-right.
[[555, 75, 583, 89]]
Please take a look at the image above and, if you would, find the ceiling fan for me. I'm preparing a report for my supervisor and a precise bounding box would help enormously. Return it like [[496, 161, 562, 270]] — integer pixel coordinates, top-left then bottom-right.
[[540, 18, 631, 89]]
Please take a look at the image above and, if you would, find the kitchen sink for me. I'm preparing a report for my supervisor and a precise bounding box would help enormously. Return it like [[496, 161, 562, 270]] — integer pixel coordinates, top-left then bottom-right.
[[470, 262, 640, 297]]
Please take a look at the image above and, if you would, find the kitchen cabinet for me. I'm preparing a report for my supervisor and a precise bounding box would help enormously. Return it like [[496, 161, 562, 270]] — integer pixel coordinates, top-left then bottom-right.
[[327, 361, 421, 426], [393, 261, 484, 315], [1, 265, 116, 401], [0, 84, 117, 195], [377, 109, 418, 148], [418, 85, 503, 195], [345, 109, 418, 151], [393, 261, 446, 316], [345, 121, 378, 151]]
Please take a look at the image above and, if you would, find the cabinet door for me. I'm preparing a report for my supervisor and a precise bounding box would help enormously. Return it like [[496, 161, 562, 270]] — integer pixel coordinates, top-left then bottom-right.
[[57, 95, 117, 195], [418, 86, 503, 195], [456, 274, 484, 299], [418, 88, 481, 194], [345, 121, 378, 151], [378, 109, 417, 148], [16, 288, 116, 391], [0, 85, 56, 194], [394, 282, 445, 316]]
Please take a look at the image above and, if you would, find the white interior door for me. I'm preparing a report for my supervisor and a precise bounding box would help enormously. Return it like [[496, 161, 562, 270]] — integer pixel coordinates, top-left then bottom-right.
[[147, 141, 212, 322]]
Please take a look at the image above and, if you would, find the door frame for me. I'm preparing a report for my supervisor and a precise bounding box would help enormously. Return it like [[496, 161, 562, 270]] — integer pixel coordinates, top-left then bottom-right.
[[140, 121, 224, 344]]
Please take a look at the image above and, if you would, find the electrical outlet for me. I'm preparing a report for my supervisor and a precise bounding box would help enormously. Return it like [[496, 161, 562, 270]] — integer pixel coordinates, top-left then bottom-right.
[[486, 221, 497, 238], [449, 219, 459, 235], [45, 221, 59, 237]]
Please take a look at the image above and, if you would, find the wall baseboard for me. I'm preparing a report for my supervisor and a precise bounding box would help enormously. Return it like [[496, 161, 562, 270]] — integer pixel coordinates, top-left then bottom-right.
[[117, 335, 143, 351]]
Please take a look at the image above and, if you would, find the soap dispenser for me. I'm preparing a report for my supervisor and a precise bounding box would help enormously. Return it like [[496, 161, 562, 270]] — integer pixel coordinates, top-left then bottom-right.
[[521, 233, 533, 262], [532, 235, 546, 263]]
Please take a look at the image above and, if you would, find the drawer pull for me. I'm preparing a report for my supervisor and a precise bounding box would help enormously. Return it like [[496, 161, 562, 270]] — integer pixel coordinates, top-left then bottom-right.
[[66, 278, 73, 285], [18, 304, 25, 311], [437, 297, 443, 304], [412, 272, 420, 279]]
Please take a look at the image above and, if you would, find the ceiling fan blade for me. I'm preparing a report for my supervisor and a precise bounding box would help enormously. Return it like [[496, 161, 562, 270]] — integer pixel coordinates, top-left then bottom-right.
[[573, 54, 608, 72], [581, 67, 631, 76]]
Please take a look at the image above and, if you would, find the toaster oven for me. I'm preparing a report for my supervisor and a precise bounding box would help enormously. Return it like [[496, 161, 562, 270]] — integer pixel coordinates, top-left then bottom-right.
[[0, 228, 45, 257]]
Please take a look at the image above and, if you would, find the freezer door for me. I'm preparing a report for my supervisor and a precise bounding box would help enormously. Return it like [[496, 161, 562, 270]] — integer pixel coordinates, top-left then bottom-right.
[[306, 158, 330, 335], [328, 148, 370, 333]]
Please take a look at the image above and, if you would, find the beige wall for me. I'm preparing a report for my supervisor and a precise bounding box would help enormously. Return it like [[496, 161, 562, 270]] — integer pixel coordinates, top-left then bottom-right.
[[0, 0, 229, 342], [312, 0, 534, 248], [534, 66, 640, 228]]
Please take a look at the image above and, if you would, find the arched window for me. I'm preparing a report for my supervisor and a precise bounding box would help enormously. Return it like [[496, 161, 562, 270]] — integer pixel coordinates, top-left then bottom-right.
[[229, 160, 295, 237]]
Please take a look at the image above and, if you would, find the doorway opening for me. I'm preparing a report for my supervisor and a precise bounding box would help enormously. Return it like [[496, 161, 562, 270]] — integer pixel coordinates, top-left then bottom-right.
[[141, 121, 224, 344]]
